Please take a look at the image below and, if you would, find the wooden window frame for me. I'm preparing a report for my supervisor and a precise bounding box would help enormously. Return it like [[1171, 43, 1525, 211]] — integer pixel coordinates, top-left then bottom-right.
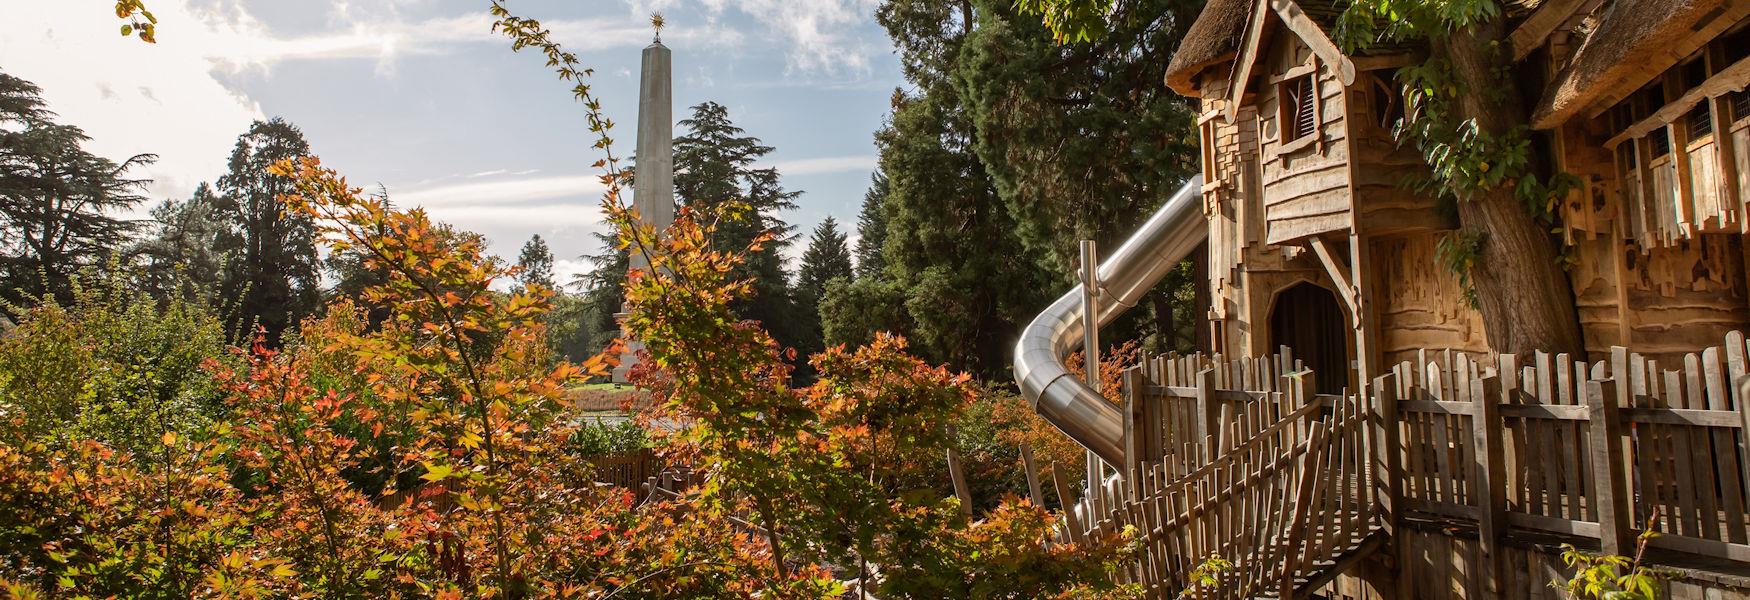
[[1273, 60, 1321, 155]]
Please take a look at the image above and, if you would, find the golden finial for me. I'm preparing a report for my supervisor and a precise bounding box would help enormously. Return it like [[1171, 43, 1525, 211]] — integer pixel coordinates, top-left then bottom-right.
[[651, 12, 666, 43]]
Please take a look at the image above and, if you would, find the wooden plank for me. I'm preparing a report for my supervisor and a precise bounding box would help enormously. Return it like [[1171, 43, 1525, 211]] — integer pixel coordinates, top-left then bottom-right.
[[1587, 378, 1634, 556], [1706, 347, 1750, 543], [1020, 443, 1047, 509], [1498, 403, 1591, 420], [1508, 0, 1590, 59], [1398, 399, 1480, 415], [1471, 375, 1507, 595], [1506, 512, 1602, 537]]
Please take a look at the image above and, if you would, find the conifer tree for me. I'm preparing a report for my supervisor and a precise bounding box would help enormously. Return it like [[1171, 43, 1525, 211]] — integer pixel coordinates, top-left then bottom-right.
[[672, 101, 803, 355], [213, 118, 320, 346], [515, 234, 555, 291], [793, 217, 854, 364], [0, 70, 153, 305], [854, 170, 890, 279]]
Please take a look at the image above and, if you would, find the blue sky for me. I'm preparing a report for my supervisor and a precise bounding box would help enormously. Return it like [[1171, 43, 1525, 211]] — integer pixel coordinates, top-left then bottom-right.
[[0, 0, 902, 282]]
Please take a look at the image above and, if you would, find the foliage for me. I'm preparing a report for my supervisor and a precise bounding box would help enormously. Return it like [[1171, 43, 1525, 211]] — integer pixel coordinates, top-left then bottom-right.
[[0, 265, 232, 459], [567, 418, 651, 456], [820, 275, 913, 349], [1177, 555, 1232, 598], [0, 70, 154, 305], [792, 216, 854, 373], [1014, 0, 1117, 44], [854, 170, 890, 279], [1557, 526, 1676, 600], [213, 118, 322, 347], [515, 234, 556, 291], [134, 183, 227, 302], [613, 150, 1138, 595], [672, 101, 804, 356], [115, 1, 158, 43]]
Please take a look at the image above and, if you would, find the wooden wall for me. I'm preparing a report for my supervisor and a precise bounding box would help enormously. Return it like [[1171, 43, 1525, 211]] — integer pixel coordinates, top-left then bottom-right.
[[1366, 232, 1489, 366], [1258, 35, 1353, 245]]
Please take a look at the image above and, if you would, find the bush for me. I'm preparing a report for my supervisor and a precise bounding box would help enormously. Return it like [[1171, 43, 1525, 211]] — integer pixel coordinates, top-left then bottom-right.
[[568, 418, 651, 456], [0, 268, 232, 458]]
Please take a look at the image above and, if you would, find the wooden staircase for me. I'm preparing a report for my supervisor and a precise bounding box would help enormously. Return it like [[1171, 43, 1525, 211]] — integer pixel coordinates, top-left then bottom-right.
[[1058, 353, 1387, 599]]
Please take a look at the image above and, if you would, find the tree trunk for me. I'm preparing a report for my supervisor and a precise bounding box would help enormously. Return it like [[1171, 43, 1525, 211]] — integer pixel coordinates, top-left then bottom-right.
[[1436, 23, 1586, 357]]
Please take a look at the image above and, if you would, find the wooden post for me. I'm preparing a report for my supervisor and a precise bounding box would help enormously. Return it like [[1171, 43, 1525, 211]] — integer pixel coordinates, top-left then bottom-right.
[[1587, 378, 1634, 555], [1020, 443, 1047, 509], [1737, 374, 1750, 513], [1374, 373, 1412, 599], [1470, 375, 1507, 594], [1195, 368, 1220, 450], [945, 425, 973, 518], [1052, 464, 1085, 543]]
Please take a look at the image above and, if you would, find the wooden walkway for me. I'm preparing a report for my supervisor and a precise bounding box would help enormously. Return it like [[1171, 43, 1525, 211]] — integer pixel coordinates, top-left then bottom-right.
[[1051, 332, 1750, 598]]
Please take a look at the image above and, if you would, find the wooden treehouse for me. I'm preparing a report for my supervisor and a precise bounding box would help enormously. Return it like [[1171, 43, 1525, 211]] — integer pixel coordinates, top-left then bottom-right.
[[1022, 0, 1750, 597]]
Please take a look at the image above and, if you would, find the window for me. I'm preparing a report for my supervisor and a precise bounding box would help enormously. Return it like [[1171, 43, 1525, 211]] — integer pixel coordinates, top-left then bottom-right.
[[1280, 74, 1317, 144], [1687, 103, 1714, 140], [1731, 90, 1750, 124], [1370, 71, 1403, 130], [1649, 127, 1672, 158]]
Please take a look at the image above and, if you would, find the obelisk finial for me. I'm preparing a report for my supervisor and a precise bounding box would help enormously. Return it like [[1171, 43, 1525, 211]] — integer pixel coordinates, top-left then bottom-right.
[[650, 12, 666, 43]]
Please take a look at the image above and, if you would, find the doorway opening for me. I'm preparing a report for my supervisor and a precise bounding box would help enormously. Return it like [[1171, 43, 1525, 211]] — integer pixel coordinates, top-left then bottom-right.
[[1268, 282, 1349, 395]]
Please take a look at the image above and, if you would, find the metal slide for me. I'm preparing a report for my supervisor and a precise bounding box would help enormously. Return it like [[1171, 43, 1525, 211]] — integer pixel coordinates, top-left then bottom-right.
[[1012, 176, 1206, 466]]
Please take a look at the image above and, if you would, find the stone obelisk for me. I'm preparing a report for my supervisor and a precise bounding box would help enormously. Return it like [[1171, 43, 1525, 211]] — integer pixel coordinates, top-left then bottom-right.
[[613, 32, 676, 383]]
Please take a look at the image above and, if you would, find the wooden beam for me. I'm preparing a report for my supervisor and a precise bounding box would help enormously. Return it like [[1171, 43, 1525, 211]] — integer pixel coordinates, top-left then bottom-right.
[[1225, 0, 1276, 121], [1270, 0, 1357, 86], [1307, 236, 1361, 321], [1351, 53, 1422, 72], [1508, 0, 1590, 60], [1604, 53, 1750, 149]]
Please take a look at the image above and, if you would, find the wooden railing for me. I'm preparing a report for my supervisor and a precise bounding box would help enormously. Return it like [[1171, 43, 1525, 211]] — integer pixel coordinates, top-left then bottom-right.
[[1071, 331, 1750, 598], [588, 447, 662, 499]]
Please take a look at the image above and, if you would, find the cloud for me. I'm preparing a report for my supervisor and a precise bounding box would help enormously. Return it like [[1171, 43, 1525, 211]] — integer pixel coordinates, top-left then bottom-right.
[[391, 173, 608, 208], [770, 154, 877, 176], [0, 1, 266, 203]]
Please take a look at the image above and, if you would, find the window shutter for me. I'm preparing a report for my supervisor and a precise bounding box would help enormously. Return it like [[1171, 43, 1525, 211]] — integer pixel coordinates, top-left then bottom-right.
[[1294, 77, 1317, 141]]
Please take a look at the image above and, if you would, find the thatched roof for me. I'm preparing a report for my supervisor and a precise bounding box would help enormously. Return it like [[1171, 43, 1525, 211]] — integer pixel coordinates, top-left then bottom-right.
[[1531, 0, 1728, 128], [1165, 0, 1253, 96]]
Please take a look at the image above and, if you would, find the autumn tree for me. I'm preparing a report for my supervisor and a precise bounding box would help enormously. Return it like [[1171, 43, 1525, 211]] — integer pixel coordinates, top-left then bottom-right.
[[213, 118, 322, 346], [0, 70, 153, 305]]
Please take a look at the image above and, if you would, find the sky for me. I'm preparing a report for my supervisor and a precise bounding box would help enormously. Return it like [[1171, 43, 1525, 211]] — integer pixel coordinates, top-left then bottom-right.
[[0, 0, 903, 283]]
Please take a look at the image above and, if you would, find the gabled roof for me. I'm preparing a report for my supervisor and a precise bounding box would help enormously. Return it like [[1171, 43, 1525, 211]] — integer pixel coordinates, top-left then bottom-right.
[[1222, 0, 1358, 119], [1164, 0, 1410, 98]]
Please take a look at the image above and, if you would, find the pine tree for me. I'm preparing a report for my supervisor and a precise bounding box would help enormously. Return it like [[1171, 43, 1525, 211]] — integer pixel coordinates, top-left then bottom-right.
[[854, 171, 890, 279], [515, 234, 555, 291], [213, 118, 320, 346], [0, 70, 153, 305], [793, 217, 854, 363]]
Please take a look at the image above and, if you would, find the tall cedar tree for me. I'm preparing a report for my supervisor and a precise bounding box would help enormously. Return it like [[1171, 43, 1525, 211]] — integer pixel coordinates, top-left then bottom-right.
[[0, 71, 152, 305], [672, 101, 804, 354], [515, 233, 555, 290], [872, 1, 1053, 375], [854, 170, 890, 278], [213, 118, 321, 346], [793, 216, 854, 365]]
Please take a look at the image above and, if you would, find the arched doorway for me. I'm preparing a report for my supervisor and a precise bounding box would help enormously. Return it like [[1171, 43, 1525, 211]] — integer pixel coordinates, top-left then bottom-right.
[[1268, 282, 1348, 395]]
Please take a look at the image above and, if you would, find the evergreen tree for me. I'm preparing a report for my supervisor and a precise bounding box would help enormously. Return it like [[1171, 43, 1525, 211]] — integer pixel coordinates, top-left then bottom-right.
[[515, 234, 555, 291], [793, 217, 854, 364], [0, 70, 153, 305], [213, 118, 320, 346], [135, 182, 226, 301], [854, 170, 890, 279], [672, 101, 803, 355]]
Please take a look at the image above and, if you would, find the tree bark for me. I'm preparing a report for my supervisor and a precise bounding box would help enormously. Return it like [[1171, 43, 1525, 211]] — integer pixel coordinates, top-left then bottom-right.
[[1437, 23, 1586, 357]]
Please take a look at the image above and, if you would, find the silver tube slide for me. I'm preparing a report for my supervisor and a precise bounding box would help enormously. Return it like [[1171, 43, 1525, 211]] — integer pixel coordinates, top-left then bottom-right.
[[1012, 176, 1206, 466]]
